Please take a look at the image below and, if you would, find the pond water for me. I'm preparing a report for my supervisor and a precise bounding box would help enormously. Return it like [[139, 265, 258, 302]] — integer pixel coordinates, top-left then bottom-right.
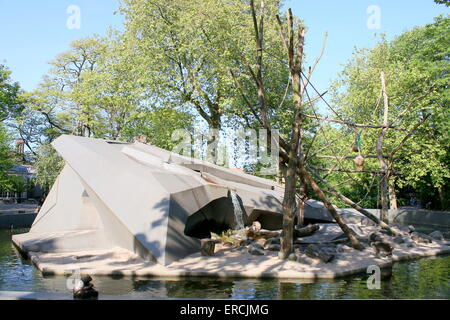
[[1, 227, 449, 299]]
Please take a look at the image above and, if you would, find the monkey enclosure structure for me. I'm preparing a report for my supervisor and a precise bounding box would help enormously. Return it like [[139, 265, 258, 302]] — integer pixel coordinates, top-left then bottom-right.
[[12, 135, 296, 265]]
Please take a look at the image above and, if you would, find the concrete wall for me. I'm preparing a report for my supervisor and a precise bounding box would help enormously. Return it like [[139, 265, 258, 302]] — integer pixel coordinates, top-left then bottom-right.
[[389, 208, 450, 227]]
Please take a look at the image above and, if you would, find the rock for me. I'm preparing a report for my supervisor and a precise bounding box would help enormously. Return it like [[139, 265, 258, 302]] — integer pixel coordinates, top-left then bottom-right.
[[393, 236, 405, 244], [248, 244, 265, 256], [200, 239, 215, 256], [305, 244, 335, 263], [429, 231, 444, 241], [265, 236, 280, 246], [255, 238, 267, 248], [368, 232, 383, 243], [410, 232, 433, 244], [288, 253, 298, 262], [278, 251, 289, 260], [265, 244, 281, 251], [294, 224, 320, 238], [251, 242, 264, 250], [390, 226, 405, 236], [402, 237, 415, 248], [73, 274, 98, 300], [394, 224, 415, 234], [336, 244, 346, 253], [297, 254, 319, 265], [360, 217, 377, 227], [295, 223, 345, 243]]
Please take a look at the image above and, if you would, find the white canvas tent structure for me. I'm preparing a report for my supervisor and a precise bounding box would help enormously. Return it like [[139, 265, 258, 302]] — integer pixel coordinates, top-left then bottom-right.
[[13, 135, 289, 265]]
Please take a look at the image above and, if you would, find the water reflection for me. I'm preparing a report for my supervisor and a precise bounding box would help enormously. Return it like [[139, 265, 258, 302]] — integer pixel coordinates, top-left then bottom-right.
[[1, 229, 449, 299]]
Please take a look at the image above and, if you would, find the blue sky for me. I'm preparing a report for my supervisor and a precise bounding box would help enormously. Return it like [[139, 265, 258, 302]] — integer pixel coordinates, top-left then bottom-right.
[[0, 0, 448, 95]]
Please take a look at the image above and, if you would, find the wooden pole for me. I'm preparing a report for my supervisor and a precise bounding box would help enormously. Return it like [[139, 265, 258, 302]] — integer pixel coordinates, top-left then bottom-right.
[[299, 166, 364, 249], [308, 168, 401, 236], [377, 72, 390, 223]]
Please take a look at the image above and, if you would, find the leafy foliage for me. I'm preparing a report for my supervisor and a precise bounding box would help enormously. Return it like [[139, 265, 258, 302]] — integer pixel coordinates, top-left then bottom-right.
[[119, 0, 289, 131], [0, 64, 23, 122], [33, 143, 65, 193], [434, 0, 450, 7], [327, 16, 449, 209], [0, 125, 25, 192]]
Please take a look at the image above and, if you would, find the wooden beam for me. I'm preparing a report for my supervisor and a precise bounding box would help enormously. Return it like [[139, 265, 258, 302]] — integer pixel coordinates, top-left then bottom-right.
[[315, 155, 390, 160], [308, 168, 401, 236], [302, 114, 406, 130], [310, 166, 401, 176]]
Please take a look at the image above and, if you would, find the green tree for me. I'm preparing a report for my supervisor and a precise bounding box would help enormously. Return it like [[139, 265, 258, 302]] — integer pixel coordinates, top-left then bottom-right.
[[0, 125, 18, 192], [434, 0, 450, 7], [328, 16, 449, 209], [21, 34, 194, 150], [119, 0, 288, 133], [0, 64, 23, 122], [33, 143, 65, 193]]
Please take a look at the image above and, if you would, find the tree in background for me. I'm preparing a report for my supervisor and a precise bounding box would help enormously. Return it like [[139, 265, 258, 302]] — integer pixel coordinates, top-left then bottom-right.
[[0, 125, 15, 191], [33, 143, 65, 194], [328, 15, 449, 210], [20, 34, 195, 184], [434, 0, 449, 7], [0, 64, 23, 122], [0, 64, 27, 193], [20, 35, 194, 149], [119, 0, 289, 134]]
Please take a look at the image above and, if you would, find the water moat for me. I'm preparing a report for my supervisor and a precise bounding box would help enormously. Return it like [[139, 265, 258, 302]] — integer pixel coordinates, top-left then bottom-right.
[[1, 227, 449, 299]]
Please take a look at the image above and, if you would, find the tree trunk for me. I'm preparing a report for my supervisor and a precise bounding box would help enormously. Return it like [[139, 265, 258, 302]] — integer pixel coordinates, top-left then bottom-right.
[[279, 15, 306, 259], [280, 160, 298, 258]]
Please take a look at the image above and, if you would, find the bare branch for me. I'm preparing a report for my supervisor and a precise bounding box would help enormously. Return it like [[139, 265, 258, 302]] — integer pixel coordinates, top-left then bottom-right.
[[390, 114, 431, 159], [390, 85, 436, 126], [229, 69, 264, 126], [310, 166, 402, 175], [302, 113, 406, 130], [316, 155, 390, 160], [308, 168, 401, 236]]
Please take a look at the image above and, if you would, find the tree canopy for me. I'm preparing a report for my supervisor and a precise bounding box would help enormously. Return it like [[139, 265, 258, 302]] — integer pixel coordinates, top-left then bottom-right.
[[1, 1, 448, 211], [326, 15, 449, 209], [0, 64, 23, 122]]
